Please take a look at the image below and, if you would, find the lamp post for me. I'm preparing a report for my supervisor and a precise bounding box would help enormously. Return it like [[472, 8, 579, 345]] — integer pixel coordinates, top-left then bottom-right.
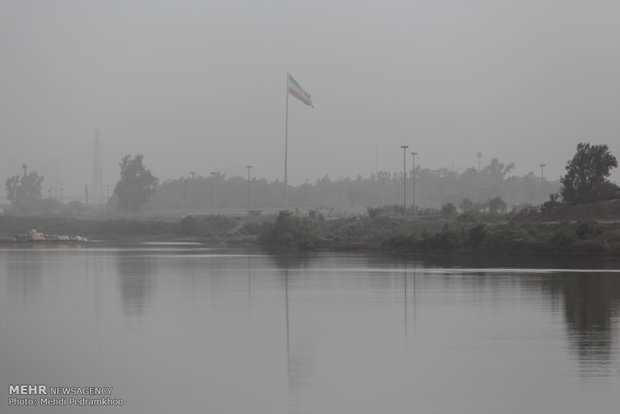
[[539, 163, 546, 204], [246, 165, 252, 214], [411, 152, 418, 217], [210, 172, 218, 214], [401, 145, 409, 209]]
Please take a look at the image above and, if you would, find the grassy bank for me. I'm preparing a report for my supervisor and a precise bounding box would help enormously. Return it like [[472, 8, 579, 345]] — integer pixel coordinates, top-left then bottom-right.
[[2, 203, 620, 256], [256, 210, 618, 256]]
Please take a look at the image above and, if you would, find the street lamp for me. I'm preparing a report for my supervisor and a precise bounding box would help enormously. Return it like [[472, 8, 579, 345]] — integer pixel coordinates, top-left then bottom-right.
[[539, 163, 546, 204], [411, 152, 418, 217], [210, 171, 218, 214], [246, 165, 252, 214], [401, 145, 409, 209]]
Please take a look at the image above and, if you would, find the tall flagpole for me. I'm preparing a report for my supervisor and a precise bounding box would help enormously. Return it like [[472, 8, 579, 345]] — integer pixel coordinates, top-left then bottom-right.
[[284, 73, 289, 208]]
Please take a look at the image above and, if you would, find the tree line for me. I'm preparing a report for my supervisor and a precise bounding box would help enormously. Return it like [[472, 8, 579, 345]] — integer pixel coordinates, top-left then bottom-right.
[[150, 157, 559, 213], [3, 143, 617, 215]]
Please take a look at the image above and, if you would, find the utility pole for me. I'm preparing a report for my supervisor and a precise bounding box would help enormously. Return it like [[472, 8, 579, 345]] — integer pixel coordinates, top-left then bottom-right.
[[411, 152, 418, 217], [93, 130, 103, 205], [401, 145, 409, 209], [210, 172, 218, 214], [539, 164, 546, 204], [246, 165, 252, 214]]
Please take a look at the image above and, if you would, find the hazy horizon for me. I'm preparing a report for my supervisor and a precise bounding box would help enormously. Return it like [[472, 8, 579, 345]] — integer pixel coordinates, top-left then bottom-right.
[[1, 0, 619, 200]]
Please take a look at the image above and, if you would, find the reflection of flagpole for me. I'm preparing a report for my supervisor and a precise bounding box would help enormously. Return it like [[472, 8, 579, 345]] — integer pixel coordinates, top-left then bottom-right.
[[92, 251, 101, 326], [404, 262, 408, 337], [413, 262, 416, 325], [286, 268, 290, 357], [248, 255, 252, 317]]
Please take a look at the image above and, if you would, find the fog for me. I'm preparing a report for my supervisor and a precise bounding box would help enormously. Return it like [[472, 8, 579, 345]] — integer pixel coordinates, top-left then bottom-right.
[[1, 0, 619, 201]]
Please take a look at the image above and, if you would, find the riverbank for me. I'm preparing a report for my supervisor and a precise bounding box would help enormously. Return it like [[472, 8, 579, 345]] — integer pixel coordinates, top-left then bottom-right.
[[2, 200, 620, 256]]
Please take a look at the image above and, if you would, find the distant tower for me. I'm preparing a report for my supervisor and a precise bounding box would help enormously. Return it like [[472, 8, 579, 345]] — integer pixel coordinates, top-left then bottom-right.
[[93, 130, 104, 205]]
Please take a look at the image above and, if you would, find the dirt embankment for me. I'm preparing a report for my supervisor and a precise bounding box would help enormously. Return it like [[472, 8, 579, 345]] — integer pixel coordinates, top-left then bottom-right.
[[0, 216, 170, 241], [0, 215, 258, 244], [0, 216, 83, 235]]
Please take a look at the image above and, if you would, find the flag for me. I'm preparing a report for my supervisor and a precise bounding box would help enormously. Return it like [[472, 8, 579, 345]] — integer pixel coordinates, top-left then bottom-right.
[[287, 73, 313, 107]]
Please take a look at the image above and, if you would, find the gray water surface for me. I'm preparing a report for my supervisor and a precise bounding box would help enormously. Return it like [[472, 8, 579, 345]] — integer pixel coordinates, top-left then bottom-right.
[[1, 243, 619, 413]]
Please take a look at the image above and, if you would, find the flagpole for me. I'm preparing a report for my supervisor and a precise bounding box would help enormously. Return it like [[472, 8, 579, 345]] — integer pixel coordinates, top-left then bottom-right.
[[284, 73, 289, 208]]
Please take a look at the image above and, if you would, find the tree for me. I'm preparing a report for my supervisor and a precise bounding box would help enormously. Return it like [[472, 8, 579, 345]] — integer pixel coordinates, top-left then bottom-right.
[[441, 203, 457, 219], [459, 198, 478, 213], [482, 158, 515, 180], [5, 164, 44, 213], [560, 143, 619, 203], [486, 196, 507, 214], [114, 155, 158, 213]]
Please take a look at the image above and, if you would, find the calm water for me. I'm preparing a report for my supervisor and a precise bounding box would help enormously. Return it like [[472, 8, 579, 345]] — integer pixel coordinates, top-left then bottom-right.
[[1, 243, 620, 414]]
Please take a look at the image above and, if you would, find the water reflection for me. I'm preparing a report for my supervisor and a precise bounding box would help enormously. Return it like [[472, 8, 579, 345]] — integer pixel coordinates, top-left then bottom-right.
[[3, 245, 620, 414], [5, 249, 43, 306], [290, 252, 620, 381], [269, 253, 314, 413], [115, 252, 155, 319], [384, 253, 620, 378], [403, 262, 418, 339], [542, 272, 620, 377]]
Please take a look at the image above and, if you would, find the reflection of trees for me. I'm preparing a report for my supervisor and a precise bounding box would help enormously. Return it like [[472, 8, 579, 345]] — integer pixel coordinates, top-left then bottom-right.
[[395, 253, 620, 377], [263, 250, 313, 271], [545, 273, 620, 376], [115, 254, 155, 318]]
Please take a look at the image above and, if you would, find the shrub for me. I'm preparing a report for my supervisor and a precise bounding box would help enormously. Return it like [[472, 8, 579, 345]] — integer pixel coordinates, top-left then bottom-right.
[[176, 215, 236, 236], [367, 207, 382, 218], [486, 196, 507, 214], [550, 226, 576, 246], [575, 220, 601, 239], [177, 215, 198, 234], [438, 229, 460, 248], [261, 211, 318, 248], [541, 193, 561, 212], [457, 211, 481, 222], [469, 223, 487, 245], [441, 203, 457, 219], [240, 220, 269, 236]]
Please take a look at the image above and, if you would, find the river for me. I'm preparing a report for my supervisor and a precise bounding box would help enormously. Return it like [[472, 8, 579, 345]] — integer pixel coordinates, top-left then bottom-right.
[[1, 242, 619, 413]]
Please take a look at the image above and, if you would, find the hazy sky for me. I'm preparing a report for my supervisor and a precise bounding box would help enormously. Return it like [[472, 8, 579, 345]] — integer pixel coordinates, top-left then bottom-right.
[[1, 0, 619, 199]]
